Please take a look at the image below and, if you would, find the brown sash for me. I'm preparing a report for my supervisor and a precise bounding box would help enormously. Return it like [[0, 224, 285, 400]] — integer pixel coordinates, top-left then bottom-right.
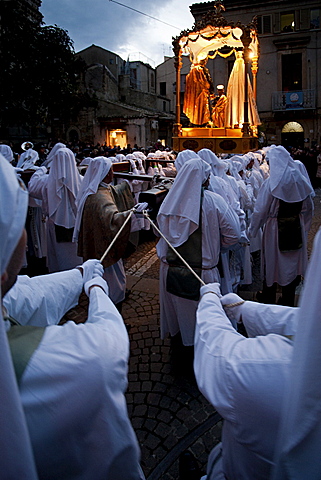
[[277, 199, 303, 252], [166, 191, 203, 301]]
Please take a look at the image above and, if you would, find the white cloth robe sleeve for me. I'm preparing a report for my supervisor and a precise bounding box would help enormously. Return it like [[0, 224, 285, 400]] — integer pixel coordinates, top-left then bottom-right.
[[194, 292, 293, 480], [3, 269, 83, 326], [240, 301, 298, 338], [202, 190, 241, 253], [222, 178, 247, 233], [301, 193, 314, 233], [28, 168, 50, 215], [248, 179, 271, 238], [19, 286, 145, 480]]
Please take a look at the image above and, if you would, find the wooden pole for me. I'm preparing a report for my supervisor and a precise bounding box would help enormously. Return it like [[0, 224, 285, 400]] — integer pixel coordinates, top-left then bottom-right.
[[100, 209, 134, 263], [173, 49, 182, 137]]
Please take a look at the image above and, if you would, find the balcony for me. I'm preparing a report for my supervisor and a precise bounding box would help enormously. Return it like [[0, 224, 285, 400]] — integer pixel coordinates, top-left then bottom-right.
[[272, 90, 315, 111]]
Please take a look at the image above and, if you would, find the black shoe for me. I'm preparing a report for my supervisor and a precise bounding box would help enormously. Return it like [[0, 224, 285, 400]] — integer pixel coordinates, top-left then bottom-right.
[[256, 291, 263, 303], [125, 288, 131, 300], [179, 451, 202, 480]]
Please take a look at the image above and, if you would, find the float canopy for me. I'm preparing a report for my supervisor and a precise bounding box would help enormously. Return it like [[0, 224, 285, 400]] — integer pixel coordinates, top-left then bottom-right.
[[173, 2, 259, 64]]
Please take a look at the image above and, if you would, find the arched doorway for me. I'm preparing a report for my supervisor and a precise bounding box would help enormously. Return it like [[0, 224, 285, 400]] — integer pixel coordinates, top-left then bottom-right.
[[67, 127, 80, 143], [281, 122, 304, 149]]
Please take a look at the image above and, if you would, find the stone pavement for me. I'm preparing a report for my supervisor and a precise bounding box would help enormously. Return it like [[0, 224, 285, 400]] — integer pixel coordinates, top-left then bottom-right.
[[63, 189, 321, 480], [122, 240, 221, 479]]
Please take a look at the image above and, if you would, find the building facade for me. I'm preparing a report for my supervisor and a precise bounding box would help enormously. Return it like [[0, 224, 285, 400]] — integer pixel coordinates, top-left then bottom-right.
[[73, 45, 174, 148], [156, 0, 321, 149]]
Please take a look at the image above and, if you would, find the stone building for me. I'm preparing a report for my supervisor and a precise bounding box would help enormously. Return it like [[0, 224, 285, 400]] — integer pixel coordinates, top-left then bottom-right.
[[156, 0, 321, 148], [72, 45, 174, 148]]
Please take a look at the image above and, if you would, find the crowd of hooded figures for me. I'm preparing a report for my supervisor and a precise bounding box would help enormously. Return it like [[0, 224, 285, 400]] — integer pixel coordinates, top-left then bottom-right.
[[1, 139, 321, 479]]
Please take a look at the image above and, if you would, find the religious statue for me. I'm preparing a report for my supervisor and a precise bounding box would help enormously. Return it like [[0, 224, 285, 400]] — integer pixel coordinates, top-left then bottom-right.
[[212, 85, 228, 128], [183, 58, 214, 126], [225, 50, 260, 129]]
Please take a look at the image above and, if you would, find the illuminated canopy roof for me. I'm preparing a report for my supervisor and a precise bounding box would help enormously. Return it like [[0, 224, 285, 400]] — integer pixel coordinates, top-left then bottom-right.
[[172, 0, 259, 64]]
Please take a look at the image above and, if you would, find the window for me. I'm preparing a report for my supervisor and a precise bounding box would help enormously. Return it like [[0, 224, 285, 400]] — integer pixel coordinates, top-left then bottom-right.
[[257, 15, 272, 34], [310, 8, 320, 29], [163, 101, 167, 112], [282, 53, 302, 91], [281, 12, 295, 32], [160, 82, 166, 96], [109, 58, 114, 65], [150, 73, 155, 89]]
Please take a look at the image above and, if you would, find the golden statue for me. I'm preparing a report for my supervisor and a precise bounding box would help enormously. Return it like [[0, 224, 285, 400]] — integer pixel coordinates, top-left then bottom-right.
[[212, 85, 228, 128], [183, 58, 214, 126]]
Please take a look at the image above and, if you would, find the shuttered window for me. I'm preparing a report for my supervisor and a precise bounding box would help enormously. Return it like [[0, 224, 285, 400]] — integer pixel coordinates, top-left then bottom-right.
[[274, 12, 281, 33], [300, 9, 310, 30], [257, 15, 272, 34]]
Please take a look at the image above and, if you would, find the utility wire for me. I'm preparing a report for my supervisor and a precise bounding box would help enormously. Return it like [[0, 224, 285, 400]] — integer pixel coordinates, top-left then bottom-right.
[[109, 0, 181, 30]]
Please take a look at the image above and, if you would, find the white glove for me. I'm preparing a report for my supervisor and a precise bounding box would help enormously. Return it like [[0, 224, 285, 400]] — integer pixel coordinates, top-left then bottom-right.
[[78, 259, 104, 285], [129, 159, 136, 169], [137, 159, 144, 169], [84, 276, 109, 296], [134, 202, 149, 213], [220, 293, 245, 323], [200, 282, 222, 299]]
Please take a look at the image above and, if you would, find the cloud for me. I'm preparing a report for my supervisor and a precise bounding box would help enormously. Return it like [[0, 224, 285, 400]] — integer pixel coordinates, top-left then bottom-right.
[[40, 0, 194, 65]]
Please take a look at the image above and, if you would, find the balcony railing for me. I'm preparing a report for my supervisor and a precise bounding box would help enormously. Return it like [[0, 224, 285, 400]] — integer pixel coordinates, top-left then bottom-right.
[[272, 90, 315, 111]]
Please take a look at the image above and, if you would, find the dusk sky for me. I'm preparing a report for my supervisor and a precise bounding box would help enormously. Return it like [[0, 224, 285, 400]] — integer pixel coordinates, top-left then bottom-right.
[[40, 0, 197, 66]]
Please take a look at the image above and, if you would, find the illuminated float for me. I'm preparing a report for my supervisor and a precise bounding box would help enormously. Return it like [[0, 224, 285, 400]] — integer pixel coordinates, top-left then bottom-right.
[[172, 0, 260, 153]]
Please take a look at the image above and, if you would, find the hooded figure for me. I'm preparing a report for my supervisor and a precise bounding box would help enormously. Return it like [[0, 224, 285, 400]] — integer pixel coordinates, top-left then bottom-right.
[[28, 147, 83, 272], [175, 149, 201, 172], [0, 156, 38, 478], [156, 158, 240, 347], [115, 153, 126, 162], [198, 149, 249, 291], [0, 144, 14, 163], [228, 156, 254, 211], [16, 146, 39, 171], [73, 157, 113, 243], [75, 157, 137, 305], [194, 232, 321, 479], [272, 227, 321, 479], [194, 227, 321, 478], [1, 156, 145, 480], [42, 142, 66, 168], [249, 145, 314, 306]]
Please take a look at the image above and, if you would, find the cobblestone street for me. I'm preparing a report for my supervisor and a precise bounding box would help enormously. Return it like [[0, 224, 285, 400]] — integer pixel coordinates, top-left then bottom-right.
[[63, 189, 321, 479], [122, 240, 221, 480]]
